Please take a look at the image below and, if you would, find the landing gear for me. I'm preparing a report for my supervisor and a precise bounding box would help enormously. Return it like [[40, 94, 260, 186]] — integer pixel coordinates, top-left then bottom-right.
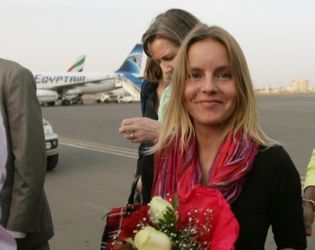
[[75, 98, 83, 105], [61, 95, 83, 106], [47, 101, 55, 106], [61, 99, 71, 105]]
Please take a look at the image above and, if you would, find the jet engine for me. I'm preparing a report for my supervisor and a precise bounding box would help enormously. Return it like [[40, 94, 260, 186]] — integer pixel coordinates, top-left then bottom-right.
[[37, 89, 58, 104]]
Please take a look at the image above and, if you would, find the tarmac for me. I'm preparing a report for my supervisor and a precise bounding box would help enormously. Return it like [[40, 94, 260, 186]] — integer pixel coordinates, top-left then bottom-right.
[[42, 94, 315, 249]]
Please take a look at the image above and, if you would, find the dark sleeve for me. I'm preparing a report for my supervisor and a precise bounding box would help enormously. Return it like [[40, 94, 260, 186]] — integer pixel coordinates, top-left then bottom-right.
[[269, 146, 306, 250], [137, 81, 157, 204], [135, 79, 150, 178], [140, 80, 149, 115], [127, 80, 154, 204], [136, 80, 156, 178], [5, 66, 46, 232]]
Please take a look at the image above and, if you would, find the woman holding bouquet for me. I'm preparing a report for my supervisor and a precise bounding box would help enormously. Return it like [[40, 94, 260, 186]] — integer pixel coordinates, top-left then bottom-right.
[[152, 24, 306, 249]]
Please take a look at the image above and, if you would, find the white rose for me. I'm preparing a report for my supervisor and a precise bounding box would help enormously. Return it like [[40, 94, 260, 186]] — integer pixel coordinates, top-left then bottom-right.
[[134, 226, 172, 250], [149, 196, 174, 224]]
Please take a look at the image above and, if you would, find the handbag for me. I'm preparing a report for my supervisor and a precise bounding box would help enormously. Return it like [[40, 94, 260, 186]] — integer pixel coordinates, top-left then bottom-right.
[[100, 176, 143, 250], [100, 203, 142, 250]]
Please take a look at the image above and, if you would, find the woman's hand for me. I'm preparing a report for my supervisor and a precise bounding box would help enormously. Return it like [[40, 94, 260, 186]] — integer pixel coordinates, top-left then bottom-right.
[[119, 117, 160, 143], [303, 186, 315, 236], [303, 201, 314, 236]]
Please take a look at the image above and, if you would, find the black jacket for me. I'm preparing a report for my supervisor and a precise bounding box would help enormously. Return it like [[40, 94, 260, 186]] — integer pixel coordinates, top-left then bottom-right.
[[232, 146, 306, 250], [129, 81, 158, 204]]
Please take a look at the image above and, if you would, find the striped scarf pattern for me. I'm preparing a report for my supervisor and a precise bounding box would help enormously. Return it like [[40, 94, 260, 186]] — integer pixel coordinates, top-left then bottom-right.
[[152, 131, 259, 203]]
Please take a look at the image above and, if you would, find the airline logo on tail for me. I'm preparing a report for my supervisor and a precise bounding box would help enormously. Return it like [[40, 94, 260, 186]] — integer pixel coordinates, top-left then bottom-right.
[[67, 55, 86, 72], [116, 44, 143, 74], [116, 44, 143, 88]]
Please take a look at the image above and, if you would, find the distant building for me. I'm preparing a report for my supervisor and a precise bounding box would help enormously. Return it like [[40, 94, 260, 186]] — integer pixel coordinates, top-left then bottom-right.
[[256, 86, 273, 93], [288, 80, 310, 92], [256, 80, 315, 94]]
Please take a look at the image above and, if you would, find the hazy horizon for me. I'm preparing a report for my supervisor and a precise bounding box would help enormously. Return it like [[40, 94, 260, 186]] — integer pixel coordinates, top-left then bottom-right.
[[1, 0, 315, 88]]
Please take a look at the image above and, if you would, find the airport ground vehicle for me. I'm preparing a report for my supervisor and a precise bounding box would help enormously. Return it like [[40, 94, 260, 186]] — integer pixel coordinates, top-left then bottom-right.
[[96, 93, 139, 104], [96, 93, 121, 103], [43, 119, 59, 171], [120, 96, 135, 103], [61, 95, 84, 105]]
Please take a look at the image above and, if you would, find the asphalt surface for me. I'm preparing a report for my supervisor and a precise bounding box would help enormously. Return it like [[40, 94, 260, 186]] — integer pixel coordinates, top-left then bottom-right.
[[42, 94, 315, 250]]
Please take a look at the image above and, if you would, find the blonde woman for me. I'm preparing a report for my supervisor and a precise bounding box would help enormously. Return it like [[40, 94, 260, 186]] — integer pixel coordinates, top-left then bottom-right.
[[152, 24, 306, 249]]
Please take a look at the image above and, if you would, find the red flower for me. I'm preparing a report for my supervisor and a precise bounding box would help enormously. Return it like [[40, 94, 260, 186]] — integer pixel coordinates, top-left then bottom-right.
[[118, 205, 150, 240], [177, 185, 239, 250]]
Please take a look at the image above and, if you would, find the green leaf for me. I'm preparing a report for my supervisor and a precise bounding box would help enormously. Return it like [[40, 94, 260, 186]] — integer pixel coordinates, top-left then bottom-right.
[[172, 193, 179, 210]]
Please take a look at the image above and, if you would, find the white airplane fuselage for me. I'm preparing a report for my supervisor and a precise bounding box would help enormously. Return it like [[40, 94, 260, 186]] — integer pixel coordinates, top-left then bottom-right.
[[35, 72, 122, 103]]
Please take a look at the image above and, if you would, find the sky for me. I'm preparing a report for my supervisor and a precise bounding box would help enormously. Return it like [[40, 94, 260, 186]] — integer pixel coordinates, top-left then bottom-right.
[[1, 0, 315, 88]]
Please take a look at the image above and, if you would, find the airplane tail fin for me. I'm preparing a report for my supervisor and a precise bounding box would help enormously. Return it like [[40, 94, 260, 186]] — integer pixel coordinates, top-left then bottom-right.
[[67, 55, 86, 72], [116, 44, 143, 74]]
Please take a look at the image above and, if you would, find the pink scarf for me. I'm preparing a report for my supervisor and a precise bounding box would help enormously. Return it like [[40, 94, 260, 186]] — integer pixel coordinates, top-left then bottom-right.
[[152, 131, 259, 203]]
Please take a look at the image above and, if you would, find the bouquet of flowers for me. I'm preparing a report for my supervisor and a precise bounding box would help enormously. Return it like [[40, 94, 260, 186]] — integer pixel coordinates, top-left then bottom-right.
[[101, 186, 239, 250]]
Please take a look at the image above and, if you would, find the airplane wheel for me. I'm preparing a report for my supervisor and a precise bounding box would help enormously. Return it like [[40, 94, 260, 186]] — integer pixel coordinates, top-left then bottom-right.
[[47, 102, 55, 106], [62, 100, 71, 105]]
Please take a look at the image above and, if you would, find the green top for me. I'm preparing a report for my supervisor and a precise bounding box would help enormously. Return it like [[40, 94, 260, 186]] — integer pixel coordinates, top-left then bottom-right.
[[304, 148, 315, 188], [158, 85, 172, 122]]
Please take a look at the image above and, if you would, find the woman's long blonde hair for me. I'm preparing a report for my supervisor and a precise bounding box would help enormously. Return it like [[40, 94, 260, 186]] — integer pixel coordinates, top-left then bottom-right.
[[154, 24, 275, 153]]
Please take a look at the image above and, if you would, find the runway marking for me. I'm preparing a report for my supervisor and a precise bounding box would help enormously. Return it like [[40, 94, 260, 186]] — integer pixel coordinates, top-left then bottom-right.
[[59, 137, 306, 185], [259, 106, 315, 113], [59, 137, 138, 159]]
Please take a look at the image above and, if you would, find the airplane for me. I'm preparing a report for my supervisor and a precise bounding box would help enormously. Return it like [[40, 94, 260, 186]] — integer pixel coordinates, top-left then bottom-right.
[[37, 54, 86, 104], [35, 44, 143, 105]]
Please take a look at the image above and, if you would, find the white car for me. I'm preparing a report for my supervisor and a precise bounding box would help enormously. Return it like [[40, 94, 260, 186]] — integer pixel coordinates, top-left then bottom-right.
[[43, 119, 59, 171], [97, 93, 121, 103], [120, 96, 136, 103]]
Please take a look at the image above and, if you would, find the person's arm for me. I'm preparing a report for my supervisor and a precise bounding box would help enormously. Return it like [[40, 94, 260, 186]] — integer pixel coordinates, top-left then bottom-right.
[[4, 66, 46, 233], [119, 117, 160, 143], [270, 147, 306, 250], [303, 148, 315, 236], [0, 113, 7, 189], [157, 85, 172, 122]]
